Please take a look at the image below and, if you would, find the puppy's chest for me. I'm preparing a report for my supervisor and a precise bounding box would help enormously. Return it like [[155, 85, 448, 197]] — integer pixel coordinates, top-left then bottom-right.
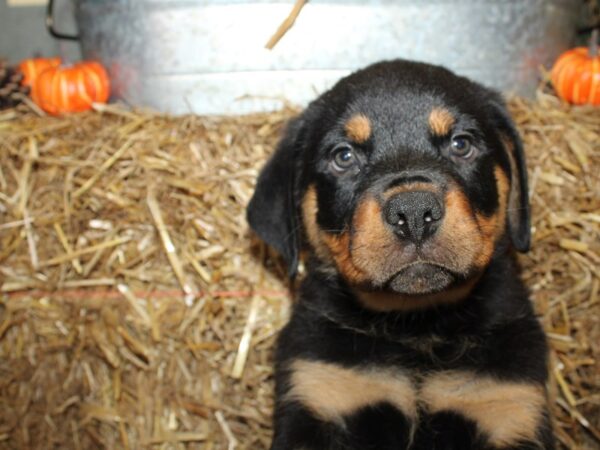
[[285, 336, 545, 449]]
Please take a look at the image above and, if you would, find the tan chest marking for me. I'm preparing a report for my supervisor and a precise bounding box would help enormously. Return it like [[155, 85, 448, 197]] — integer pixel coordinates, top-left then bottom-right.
[[286, 359, 417, 424], [421, 371, 545, 447], [286, 361, 545, 447], [428, 107, 455, 136]]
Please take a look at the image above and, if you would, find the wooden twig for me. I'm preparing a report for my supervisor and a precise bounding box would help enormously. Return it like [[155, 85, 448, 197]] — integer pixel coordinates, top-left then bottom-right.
[[265, 0, 308, 50]]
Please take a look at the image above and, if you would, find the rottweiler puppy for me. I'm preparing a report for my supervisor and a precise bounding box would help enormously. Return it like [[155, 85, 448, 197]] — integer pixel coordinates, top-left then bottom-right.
[[247, 60, 554, 450]]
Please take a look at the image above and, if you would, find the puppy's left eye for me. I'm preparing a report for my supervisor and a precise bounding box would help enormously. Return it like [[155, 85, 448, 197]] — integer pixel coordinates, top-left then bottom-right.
[[450, 135, 476, 159], [330, 144, 359, 172]]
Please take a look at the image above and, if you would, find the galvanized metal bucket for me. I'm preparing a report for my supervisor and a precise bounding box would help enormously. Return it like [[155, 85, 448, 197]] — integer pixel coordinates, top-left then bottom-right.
[[51, 0, 580, 114]]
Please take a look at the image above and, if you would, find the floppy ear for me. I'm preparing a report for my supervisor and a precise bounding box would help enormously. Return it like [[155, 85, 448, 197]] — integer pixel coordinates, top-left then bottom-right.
[[489, 99, 531, 252], [247, 118, 304, 276]]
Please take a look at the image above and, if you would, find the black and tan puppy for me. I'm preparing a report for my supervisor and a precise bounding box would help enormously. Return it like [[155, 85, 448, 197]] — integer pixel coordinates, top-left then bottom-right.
[[247, 60, 554, 450]]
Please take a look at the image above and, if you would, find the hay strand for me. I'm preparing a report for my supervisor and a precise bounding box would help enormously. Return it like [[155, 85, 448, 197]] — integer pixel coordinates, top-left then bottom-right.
[[231, 293, 261, 379], [146, 186, 195, 303], [73, 137, 134, 198], [40, 236, 131, 268]]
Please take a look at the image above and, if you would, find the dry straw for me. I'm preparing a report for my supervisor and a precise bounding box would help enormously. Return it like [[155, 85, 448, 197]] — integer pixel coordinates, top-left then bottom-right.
[[0, 91, 598, 449]]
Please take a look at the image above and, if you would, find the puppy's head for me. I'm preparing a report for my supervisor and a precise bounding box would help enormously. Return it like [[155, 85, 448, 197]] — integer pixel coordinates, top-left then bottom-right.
[[248, 60, 530, 310]]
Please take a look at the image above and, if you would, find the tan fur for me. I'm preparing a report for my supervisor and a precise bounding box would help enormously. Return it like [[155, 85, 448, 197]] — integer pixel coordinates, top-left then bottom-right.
[[286, 359, 417, 424], [348, 196, 394, 280], [286, 361, 545, 447], [301, 187, 381, 283], [355, 278, 478, 312], [322, 231, 368, 284], [428, 107, 455, 136], [472, 166, 510, 267], [421, 371, 545, 447], [345, 114, 372, 143], [324, 189, 487, 304], [302, 171, 511, 310], [477, 167, 509, 235], [434, 188, 483, 270], [301, 186, 333, 262]]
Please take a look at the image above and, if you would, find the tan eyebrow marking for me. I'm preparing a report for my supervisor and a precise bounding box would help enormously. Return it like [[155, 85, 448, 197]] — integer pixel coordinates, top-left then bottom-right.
[[428, 107, 455, 136], [421, 371, 546, 447], [285, 359, 417, 424], [344, 114, 372, 143]]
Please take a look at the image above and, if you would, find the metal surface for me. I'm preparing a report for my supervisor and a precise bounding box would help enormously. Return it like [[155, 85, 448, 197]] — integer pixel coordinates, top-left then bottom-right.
[[72, 0, 580, 114]]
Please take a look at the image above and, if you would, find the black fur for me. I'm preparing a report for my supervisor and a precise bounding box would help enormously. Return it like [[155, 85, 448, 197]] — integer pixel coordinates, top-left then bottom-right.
[[247, 60, 553, 450]]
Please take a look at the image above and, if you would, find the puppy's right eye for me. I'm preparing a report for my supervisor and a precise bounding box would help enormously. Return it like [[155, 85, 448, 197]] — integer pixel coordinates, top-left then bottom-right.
[[331, 144, 358, 173]]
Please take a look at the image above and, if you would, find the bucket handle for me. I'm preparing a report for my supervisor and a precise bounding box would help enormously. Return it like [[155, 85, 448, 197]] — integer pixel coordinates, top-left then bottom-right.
[[46, 0, 79, 41]]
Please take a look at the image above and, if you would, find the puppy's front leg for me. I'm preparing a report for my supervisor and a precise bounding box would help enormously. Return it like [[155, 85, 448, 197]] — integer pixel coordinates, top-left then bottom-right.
[[271, 357, 416, 450], [271, 400, 414, 450], [420, 370, 555, 450], [493, 417, 555, 450]]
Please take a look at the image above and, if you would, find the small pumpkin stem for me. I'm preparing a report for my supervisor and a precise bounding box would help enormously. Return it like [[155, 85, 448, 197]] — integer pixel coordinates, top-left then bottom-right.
[[590, 28, 599, 58]]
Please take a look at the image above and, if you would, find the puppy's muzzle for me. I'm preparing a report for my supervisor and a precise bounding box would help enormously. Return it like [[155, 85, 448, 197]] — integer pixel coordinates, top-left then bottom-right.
[[383, 191, 444, 244]]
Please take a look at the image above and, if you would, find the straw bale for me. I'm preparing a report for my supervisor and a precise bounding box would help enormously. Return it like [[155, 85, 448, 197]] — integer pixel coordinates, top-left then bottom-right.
[[0, 91, 598, 449], [508, 93, 600, 449]]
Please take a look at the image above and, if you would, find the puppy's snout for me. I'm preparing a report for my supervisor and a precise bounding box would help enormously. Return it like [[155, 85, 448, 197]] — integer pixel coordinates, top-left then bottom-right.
[[384, 191, 444, 243]]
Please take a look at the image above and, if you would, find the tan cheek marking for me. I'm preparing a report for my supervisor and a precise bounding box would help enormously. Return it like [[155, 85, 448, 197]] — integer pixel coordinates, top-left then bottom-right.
[[301, 187, 388, 284], [321, 195, 397, 285], [349, 196, 397, 282], [428, 107, 455, 136], [345, 114, 372, 143], [472, 166, 510, 267], [421, 371, 546, 447], [322, 231, 368, 284], [286, 359, 417, 424], [301, 185, 333, 263], [434, 188, 482, 272]]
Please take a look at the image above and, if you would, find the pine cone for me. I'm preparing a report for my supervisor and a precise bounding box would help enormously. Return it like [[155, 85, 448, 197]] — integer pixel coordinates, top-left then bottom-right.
[[0, 59, 30, 110]]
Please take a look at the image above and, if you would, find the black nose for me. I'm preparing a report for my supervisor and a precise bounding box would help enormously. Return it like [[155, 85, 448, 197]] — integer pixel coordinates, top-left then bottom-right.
[[384, 191, 444, 243]]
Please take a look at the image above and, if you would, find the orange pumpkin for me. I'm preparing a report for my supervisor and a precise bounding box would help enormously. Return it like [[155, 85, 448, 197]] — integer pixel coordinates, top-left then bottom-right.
[[19, 57, 62, 87], [31, 61, 111, 115], [551, 29, 600, 105]]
